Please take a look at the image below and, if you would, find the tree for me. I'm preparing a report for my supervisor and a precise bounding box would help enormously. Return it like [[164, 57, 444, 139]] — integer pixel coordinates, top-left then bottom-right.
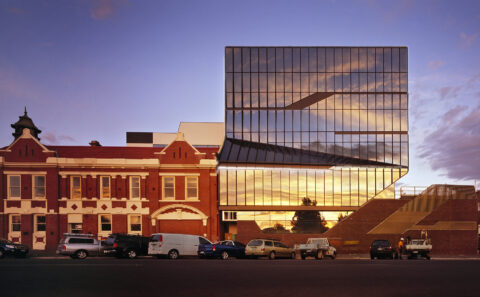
[[262, 223, 289, 234], [291, 197, 329, 233]]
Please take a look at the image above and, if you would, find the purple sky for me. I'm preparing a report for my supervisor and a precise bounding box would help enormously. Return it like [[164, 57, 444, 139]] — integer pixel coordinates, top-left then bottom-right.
[[1, 0, 479, 188]]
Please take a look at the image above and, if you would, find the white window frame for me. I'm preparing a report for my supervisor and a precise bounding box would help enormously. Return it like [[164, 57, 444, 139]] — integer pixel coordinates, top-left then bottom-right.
[[162, 176, 175, 200], [185, 176, 199, 200], [129, 176, 141, 199], [128, 214, 142, 234], [98, 214, 112, 233], [32, 175, 46, 199], [70, 176, 82, 199], [34, 214, 47, 232], [68, 223, 83, 234], [222, 211, 238, 221], [8, 175, 21, 199], [100, 176, 111, 199], [10, 214, 21, 232]]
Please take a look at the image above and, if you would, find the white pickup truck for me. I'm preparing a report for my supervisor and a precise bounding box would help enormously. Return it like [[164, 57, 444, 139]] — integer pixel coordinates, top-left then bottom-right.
[[294, 238, 337, 260], [404, 239, 432, 260]]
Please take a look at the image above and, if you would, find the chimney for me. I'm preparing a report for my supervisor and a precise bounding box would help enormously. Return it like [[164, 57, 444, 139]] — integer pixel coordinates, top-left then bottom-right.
[[89, 140, 101, 147]]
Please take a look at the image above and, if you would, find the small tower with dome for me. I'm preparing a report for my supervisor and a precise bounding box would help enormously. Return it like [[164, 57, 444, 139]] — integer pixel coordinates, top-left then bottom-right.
[[11, 107, 42, 140]]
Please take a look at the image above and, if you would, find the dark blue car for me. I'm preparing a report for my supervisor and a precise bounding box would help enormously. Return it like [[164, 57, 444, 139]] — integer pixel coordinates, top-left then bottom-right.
[[0, 238, 29, 258], [198, 240, 246, 260]]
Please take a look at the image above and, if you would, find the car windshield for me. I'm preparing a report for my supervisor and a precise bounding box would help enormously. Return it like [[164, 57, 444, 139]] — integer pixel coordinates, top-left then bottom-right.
[[372, 240, 390, 247], [234, 241, 245, 247], [411, 240, 424, 245], [248, 240, 263, 247], [105, 236, 116, 245]]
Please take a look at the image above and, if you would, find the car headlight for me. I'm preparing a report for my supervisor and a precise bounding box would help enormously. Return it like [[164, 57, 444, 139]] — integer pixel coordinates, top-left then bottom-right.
[[6, 244, 15, 249]]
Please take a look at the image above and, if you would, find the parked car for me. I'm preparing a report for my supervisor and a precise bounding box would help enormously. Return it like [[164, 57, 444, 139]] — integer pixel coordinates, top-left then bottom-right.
[[149, 233, 212, 259], [404, 239, 432, 260], [245, 239, 295, 260], [294, 238, 337, 260], [198, 240, 246, 259], [103, 234, 150, 259], [57, 233, 105, 259], [0, 238, 29, 258], [370, 239, 398, 259]]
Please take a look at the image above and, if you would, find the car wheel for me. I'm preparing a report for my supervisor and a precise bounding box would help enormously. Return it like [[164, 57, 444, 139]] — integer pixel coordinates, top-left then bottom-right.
[[268, 251, 276, 260], [301, 254, 306, 260], [168, 249, 179, 260], [75, 250, 88, 260], [127, 249, 137, 259], [315, 250, 324, 260], [0, 249, 4, 259], [291, 252, 296, 259], [370, 254, 374, 260], [220, 251, 229, 260], [331, 252, 336, 260]]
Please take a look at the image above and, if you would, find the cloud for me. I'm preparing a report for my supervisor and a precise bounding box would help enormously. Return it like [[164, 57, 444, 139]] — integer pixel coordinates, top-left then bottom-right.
[[42, 132, 75, 144], [428, 60, 443, 70], [459, 32, 478, 48], [418, 101, 480, 181], [438, 86, 461, 100], [90, 0, 126, 20], [8, 7, 24, 15], [382, 0, 416, 22]]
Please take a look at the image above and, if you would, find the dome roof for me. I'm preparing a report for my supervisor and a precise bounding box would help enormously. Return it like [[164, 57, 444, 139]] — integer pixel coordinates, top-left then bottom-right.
[[11, 107, 41, 140]]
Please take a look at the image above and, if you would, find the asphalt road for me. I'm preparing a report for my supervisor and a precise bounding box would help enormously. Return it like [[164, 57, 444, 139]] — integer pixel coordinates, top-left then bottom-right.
[[1, 257, 479, 297]]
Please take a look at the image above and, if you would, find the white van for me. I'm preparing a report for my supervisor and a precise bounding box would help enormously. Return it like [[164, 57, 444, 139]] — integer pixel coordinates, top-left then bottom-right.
[[148, 233, 211, 259]]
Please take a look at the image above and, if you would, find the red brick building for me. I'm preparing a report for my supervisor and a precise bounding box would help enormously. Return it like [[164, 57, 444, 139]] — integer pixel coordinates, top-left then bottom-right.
[[0, 111, 223, 252]]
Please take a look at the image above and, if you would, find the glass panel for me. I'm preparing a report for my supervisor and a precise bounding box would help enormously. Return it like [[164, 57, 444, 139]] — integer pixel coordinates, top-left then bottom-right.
[[251, 48, 259, 72], [367, 48, 375, 72], [264, 170, 272, 205], [268, 48, 275, 72], [317, 48, 326, 72], [309, 48, 317, 72], [219, 170, 227, 205], [391, 48, 399, 72], [335, 47, 342, 73], [259, 48, 267, 72], [384, 48, 391, 72], [237, 170, 245, 205], [284, 48, 292, 72], [281, 170, 289, 206], [289, 171, 298, 205], [233, 48, 242, 72], [272, 170, 281, 205], [400, 48, 408, 72], [301, 48, 309, 72], [292, 48, 300, 72], [225, 48, 233, 72], [326, 48, 334, 72], [242, 48, 250, 72], [246, 170, 254, 205], [228, 170, 237, 205]]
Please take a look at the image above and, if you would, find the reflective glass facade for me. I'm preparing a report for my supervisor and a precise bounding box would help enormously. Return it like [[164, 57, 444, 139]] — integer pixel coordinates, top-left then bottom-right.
[[219, 47, 408, 230]]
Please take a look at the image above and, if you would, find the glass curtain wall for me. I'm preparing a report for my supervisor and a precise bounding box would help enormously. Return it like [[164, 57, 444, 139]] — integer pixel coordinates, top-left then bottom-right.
[[220, 47, 408, 228]]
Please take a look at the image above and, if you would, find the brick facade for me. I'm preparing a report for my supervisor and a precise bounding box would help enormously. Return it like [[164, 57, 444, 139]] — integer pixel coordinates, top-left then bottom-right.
[[0, 129, 220, 251]]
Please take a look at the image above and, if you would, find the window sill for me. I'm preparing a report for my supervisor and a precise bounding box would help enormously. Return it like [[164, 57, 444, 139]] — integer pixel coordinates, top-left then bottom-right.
[[159, 199, 200, 202]]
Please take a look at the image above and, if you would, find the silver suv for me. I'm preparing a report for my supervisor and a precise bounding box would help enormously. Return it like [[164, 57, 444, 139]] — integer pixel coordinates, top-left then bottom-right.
[[57, 233, 105, 259]]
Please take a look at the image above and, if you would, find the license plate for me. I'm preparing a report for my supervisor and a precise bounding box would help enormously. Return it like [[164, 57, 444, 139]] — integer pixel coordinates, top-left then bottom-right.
[[199, 251, 205, 255], [378, 248, 383, 251], [413, 251, 418, 253]]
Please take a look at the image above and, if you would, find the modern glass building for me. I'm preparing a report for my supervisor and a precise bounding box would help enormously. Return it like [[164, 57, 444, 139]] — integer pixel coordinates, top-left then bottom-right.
[[218, 47, 408, 232]]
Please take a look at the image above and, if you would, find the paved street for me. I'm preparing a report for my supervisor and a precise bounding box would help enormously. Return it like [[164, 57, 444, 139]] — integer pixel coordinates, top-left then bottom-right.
[[1, 257, 479, 297]]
